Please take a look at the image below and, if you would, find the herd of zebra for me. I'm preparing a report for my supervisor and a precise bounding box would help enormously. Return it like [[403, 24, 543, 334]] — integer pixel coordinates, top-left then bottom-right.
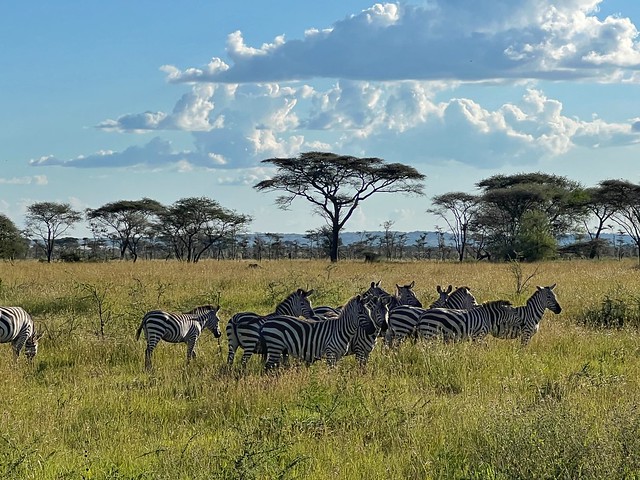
[[0, 280, 562, 371]]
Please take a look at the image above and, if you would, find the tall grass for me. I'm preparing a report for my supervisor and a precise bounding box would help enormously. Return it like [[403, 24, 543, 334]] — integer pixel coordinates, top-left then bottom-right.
[[0, 259, 639, 478]]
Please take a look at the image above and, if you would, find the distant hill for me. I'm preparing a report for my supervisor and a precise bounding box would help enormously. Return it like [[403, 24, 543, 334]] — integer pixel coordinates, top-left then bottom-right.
[[249, 230, 453, 246], [248, 231, 630, 247]]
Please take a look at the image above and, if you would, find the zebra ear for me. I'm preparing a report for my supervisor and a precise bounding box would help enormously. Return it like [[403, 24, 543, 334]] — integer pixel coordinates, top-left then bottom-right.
[[409, 280, 415, 288], [536, 285, 543, 291], [436, 285, 443, 293], [549, 283, 557, 290], [306, 289, 315, 297], [447, 285, 453, 293]]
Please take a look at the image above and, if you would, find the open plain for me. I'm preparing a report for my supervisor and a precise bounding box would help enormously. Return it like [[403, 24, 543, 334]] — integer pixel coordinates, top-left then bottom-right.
[[0, 259, 639, 479]]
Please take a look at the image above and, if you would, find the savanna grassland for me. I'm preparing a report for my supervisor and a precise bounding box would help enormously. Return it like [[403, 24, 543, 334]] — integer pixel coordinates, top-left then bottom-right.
[[1, 259, 640, 479]]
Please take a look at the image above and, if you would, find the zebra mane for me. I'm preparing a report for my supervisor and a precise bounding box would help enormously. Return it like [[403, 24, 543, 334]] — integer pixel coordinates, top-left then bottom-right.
[[185, 304, 219, 314], [526, 286, 552, 305], [478, 299, 512, 308], [341, 295, 363, 312]]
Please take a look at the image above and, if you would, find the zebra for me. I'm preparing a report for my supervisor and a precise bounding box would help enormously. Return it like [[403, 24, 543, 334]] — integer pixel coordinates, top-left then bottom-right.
[[385, 285, 478, 346], [491, 284, 562, 345], [135, 304, 222, 370], [416, 300, 518, 343], [346, 294, 390, 368], [429, 285, 453, 308], [0, 306, 42, 361], [260, 294, 384, 370], [391, 281, 422, 308], [226, 288, 315, 368], [310, 281, 391, 368]]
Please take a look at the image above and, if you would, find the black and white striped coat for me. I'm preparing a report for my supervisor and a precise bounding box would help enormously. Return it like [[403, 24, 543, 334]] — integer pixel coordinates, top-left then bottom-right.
[[346, 295, 390, 367], [417, 300, 517, 343], [0, 306, 41, 360], [311, 281, 392, 368], [226, 288, 315, 368], [260, 295, 379, 370], [135, 304, 222, 370], [492, 284, 562, 345], [429, 285, 453, 308], [385, 286, 477, 346]]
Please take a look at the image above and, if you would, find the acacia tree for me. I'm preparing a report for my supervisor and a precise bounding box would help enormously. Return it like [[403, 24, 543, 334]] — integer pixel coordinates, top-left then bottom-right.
[[86, 198, 163, 262], [157, 197, 251, 262], [254, 152, 426, 262], [427, 192, 479, 262], [25, 202, 82, 262], [475, 172, 586, 260]]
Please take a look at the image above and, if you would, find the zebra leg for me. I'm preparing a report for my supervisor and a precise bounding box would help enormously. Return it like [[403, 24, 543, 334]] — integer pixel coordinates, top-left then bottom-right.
[[11, 335, 27, 361], [145, 346, 154, 370], [144, 334, 161, 370], [240, 351, 253, 369], [226, 324, 238, 365], [227, 344, 237, 365], [264, 352, 280, 371], [186, 339, 197, 365]]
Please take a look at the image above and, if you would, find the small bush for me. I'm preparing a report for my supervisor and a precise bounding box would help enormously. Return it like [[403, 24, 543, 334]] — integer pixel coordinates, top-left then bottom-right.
[[579, 288, 640, 329]]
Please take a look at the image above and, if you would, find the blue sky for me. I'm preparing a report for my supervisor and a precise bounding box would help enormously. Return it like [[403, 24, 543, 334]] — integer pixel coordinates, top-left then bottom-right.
[[2, 0, 640, 236]]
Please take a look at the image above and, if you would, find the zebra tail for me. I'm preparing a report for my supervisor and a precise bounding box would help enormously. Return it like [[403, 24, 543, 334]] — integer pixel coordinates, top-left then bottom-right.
[[135, 318, 145, 341]]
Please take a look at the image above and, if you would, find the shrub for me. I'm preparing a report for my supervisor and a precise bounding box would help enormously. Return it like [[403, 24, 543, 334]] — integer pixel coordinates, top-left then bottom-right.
[[578, 288, 640, 329]]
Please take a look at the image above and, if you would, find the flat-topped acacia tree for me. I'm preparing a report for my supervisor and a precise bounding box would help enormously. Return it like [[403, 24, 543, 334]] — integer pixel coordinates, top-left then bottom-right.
[[254, 152, 426, 262]]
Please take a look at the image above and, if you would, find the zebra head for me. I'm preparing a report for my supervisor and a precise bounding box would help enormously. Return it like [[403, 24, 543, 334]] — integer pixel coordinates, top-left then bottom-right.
[[361, 281, 389, 300], [286, 288, 316, 318], [360, 296, 389, 336], [24, 330, 43, 361], [395, 281, 422, 307], [535, 284, 562, 314], [445, 286, 478, 310], [430, 284, 453, 308], [195, 305, 222, 338]]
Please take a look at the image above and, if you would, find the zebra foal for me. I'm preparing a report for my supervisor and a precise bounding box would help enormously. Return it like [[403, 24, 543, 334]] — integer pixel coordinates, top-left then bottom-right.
[[135, 304, 222, 370], [260, 295, 384, 371], [0, 306, 42, 361]]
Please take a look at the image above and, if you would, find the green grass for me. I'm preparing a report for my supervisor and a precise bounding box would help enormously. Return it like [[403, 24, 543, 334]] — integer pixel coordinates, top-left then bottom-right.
[[0, 259, 639, 478]]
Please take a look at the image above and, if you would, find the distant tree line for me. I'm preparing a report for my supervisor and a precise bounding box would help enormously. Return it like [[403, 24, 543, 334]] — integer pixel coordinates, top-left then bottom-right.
[[2, 154, 640, 263]]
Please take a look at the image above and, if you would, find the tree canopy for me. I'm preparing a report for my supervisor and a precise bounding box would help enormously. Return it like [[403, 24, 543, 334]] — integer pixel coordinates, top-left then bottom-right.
[[254, 151, 426, 261], [25, 202, 82, 262]]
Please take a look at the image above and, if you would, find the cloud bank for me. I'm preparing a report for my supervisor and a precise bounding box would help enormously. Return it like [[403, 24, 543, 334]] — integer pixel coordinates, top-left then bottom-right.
[[30, 0, 640, 175], [162, 0, 640, 83]]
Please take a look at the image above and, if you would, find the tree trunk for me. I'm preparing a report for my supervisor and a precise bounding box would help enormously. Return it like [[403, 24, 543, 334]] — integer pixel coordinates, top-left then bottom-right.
[[330, 223, 340, 262]]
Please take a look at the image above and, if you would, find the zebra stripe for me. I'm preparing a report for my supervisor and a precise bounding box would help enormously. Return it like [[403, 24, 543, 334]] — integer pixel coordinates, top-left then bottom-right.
[[260, 295, 376, 370], [136, 304, 222, 370], [417, 300, 517, 342], [310, 281, 392, 368], [0, 306, 41, 360], [226, 288, 315, 367], [386, 286, 477, 346], [499, 284, 562, 345], [346, 295, 390, 368]]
